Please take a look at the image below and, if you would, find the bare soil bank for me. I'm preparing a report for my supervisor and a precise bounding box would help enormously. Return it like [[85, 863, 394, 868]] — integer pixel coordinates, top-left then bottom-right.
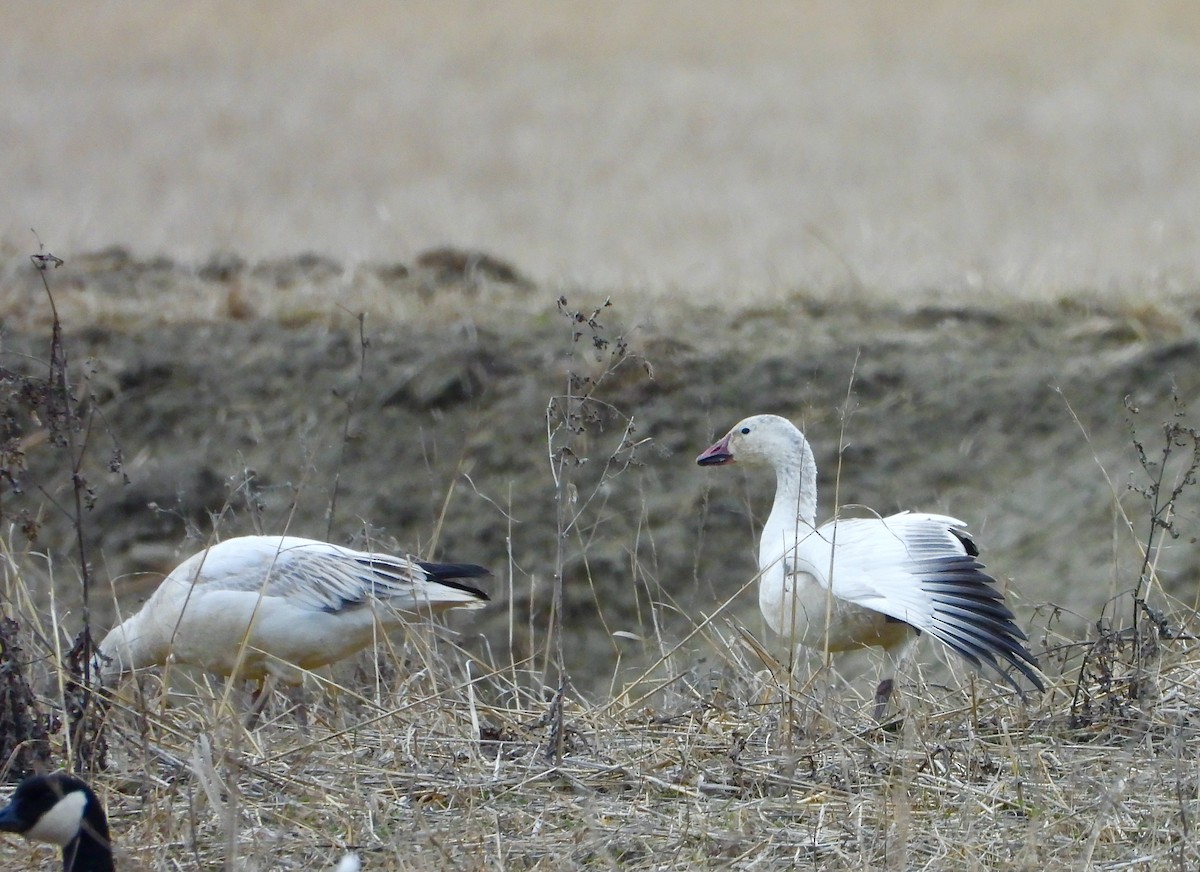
[[5, 254, 1198, 692]]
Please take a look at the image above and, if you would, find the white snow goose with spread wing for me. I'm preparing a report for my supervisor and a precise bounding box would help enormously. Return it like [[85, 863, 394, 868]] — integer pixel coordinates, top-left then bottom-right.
[[98, 535, 490, 689], [697, 414, 1043, 716]]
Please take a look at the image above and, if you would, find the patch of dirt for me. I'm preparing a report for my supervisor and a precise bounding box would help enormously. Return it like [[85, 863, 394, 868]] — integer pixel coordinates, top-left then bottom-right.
[[4, 255, 1199, 693]]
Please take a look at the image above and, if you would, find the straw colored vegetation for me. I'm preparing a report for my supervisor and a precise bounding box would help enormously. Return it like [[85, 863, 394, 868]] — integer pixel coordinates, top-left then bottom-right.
[[4, 543, 1200, 870], [2, 254, 1200, 869], [3, 3, 1200, 867], [3, 2, 1199, 301]]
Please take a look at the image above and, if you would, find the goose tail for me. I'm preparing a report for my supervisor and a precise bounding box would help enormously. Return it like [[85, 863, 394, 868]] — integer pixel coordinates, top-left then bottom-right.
[[416, 560, 491, 605]]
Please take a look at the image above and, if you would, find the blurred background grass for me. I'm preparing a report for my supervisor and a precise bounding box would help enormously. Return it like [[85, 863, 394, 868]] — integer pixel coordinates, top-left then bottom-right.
[[4, 6, 1200, 867], [2, 0, 1198, 304]]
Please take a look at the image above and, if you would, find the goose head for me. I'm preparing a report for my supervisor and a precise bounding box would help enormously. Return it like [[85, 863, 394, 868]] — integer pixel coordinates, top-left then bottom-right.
[[0, 773, 113, 871], [696, 414, 805, 469], [93, 619, 139, 687]]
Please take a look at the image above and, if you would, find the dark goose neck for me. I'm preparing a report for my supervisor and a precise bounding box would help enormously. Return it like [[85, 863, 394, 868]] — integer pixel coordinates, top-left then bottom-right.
[[62, 807, 114, 872]]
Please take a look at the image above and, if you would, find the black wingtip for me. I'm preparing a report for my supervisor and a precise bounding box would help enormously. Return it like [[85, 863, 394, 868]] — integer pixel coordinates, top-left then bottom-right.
[[919, 556, 1045, 696], [417, 561, 491, 601], [438, 580, 490, 601], [417, 561, 492, 580], [948, 526, 980, 558]]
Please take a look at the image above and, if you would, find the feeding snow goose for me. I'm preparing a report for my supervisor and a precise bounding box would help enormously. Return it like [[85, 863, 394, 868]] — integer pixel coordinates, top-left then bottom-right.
[[697, 414, 1043, 716], [0, 773, 113, 871], [97, 535, 490, 690]]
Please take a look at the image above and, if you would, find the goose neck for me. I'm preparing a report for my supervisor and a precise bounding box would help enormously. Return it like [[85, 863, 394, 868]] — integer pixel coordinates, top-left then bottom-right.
[[64, 824, 114, 872], [770, 436, 818, 528]]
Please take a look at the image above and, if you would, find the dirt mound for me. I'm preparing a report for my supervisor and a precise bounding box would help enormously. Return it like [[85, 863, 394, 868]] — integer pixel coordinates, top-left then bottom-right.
[[4, 256, 1198, 691]]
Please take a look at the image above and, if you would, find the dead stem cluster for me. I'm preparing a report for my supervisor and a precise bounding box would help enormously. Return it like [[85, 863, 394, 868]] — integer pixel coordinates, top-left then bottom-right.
[[4, 258, 1200, 870], [5, 566, 1200, 870]]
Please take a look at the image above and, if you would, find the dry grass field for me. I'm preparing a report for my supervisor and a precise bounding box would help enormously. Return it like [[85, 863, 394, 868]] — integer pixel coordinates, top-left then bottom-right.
[[1, 258, 1199, 870], [2, 1, 1200, 303], [3, 2, 1200, 870]]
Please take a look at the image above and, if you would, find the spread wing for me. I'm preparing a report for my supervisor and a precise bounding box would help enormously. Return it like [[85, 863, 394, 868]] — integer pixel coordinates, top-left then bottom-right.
[[794, 513, 1043, 692]]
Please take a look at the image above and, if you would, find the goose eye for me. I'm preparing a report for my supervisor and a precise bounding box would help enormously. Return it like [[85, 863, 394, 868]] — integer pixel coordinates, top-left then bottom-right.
[[740, 427, 750, 435]]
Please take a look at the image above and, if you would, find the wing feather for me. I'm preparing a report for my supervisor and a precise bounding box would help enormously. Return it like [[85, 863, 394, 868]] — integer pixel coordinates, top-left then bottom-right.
[[186, 537, 489, 613], [795, 514, 1044, 691]]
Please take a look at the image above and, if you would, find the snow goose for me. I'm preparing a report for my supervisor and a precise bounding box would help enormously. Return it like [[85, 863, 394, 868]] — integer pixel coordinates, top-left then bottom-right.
[[0, 773, 113, 871], [98, 535, 490, 688], [697, 414, 1043, 716]]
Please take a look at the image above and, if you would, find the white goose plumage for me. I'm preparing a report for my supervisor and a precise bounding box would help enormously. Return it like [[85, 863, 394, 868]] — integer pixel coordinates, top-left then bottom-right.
[[98, 535, 490, 685], [697, 414, 1042, 711]]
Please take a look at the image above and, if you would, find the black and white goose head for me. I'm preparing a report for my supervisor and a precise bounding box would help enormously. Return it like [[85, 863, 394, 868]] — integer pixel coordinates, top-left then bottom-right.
[[0, 773, 113, 871]]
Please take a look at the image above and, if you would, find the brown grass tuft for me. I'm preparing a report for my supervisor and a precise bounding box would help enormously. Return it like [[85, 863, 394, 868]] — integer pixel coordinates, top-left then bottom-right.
[[3, 536, 1200, 870]]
